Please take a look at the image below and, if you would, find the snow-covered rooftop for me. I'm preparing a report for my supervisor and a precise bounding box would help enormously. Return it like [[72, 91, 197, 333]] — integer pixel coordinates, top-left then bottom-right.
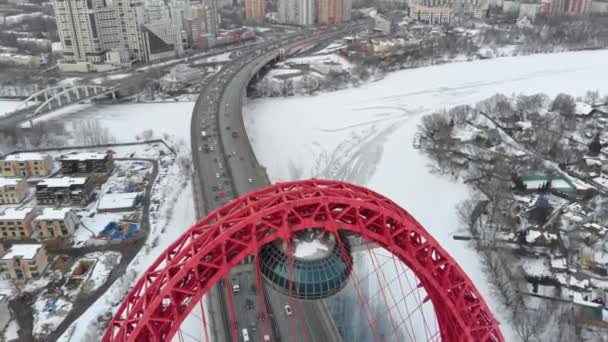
[[98, 192, 140, 211], [34, 208, 72, 221], [0, 177, 23, 187], [575, 102, 593, 116], [550, 258, 567, 270], [4, 152, 49, 161], [0, 207, 34, 220], [37, 177, 88, 188], [58, 152, 108, 161], [525, 230, 557, 243], [1, 244, 43, 260]]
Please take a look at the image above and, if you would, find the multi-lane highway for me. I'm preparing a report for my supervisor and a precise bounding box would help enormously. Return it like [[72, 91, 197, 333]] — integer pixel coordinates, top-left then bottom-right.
[[190, 22, 369, 342]]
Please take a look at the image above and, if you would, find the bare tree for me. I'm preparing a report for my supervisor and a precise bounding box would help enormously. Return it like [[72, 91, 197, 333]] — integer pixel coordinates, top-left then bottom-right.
[[419, 111, 452, 141], [287, 160, 303, 180], [516, 93, 550, 115], [584, 90, 601, 105], [73, 119, 114, 146], [177, 154, 192, 176], [551, 93, 576, 116], [448, 105, 474, 125]]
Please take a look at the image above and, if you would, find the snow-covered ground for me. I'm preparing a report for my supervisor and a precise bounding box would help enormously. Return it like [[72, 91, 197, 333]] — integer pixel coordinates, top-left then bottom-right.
[[4, 319, 19, 341], [244, 49, 608, 339], [83, 252, 122, 293], [33, 297, 73, 338]]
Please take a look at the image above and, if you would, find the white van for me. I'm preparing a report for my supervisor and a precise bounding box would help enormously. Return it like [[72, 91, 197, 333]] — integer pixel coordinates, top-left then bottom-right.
[[242, 328, 249, 342]]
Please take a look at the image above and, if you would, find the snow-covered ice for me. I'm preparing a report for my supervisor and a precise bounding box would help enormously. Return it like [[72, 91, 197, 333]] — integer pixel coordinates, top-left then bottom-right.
[[244, 49, 608, 340], [0, 99, 21, 116]]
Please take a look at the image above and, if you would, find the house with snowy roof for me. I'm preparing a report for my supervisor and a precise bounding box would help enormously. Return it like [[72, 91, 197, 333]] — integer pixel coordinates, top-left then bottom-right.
[[0, 177, 27, 204], [0, 207, 38, 240], [521, 174, 592, 198], [32, 208, 79, 240], [0, 243, 48, 280], [35, 177, 94, 206], [1, 152, 53, 178], [57, 151, 114, 176]]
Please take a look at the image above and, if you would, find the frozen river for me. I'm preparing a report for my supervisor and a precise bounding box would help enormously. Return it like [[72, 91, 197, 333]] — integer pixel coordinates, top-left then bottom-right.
[[1, 49, 608, 340]]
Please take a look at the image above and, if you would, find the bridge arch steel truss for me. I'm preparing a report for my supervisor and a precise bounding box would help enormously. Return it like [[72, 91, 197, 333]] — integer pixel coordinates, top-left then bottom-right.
[[103, 179, 504, 342], [12, 86, 67, 113], [33, 85, 115, 115]]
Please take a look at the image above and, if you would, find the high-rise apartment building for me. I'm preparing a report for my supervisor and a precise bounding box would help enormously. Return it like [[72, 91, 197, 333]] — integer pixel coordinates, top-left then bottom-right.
[[203, 0, 219, 37], [52, 0, 118, 71], [112, 0, 147, 63], [141, 0, 184, 62], [245, 0, 266, 20], [551, 0, 591, 13], [53, 0, 187, 71], [317, 0, 351, 24], [278, 0, 315, 25]]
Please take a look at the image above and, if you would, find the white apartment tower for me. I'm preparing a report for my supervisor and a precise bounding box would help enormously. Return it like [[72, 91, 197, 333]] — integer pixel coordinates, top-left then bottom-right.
[[202, 0, 218, 37], [278, 0, 315, 25], [112, 0, 147, 63], [52, 0, 116, 71]]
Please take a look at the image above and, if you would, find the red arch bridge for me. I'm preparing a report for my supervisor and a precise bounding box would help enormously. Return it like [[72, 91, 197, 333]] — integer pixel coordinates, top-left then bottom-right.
[[103, 179, 504, 342]]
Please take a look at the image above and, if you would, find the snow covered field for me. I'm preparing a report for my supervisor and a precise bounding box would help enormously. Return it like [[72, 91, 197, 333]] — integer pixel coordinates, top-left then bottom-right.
[[244, 49, 608, 339]]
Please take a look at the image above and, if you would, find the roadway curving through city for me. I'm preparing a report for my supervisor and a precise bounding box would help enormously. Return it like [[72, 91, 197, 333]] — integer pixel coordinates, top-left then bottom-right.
[[190, 23, 369, 342]]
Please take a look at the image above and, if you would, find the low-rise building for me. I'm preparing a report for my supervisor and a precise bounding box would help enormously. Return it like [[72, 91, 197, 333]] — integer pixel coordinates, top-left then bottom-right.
[[0, 177, 27, 204], [1, 153, 54, 178], [58, 151, 114, 176], [0, 207, 37, 240], [0, 244, 48, 280], [98, 192, 142, 212], [35, 177, 94, 206], [33, 208, 79, 240]]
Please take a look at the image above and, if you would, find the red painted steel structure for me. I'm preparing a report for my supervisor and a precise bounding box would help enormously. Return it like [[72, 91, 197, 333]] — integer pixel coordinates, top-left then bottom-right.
[[103, 179, 504, 342]]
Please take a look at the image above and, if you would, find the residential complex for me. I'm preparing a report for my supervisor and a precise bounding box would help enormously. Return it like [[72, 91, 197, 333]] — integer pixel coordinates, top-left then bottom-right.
[[0, 178, 27, 204], [52, 0, 188, 71], [35, 177, 94, 206], [245, 0, 266, 20], [0, 207, 37, 240], [277, 0, 350, 25], [58, 151, 114, 176], [317, 0, 352, 24], [32, 208, 80, 240], [278, 0, 316, 25], [0, 244, 48, 280], [1, 153, 54, 178], [51, 0, 118, 72]]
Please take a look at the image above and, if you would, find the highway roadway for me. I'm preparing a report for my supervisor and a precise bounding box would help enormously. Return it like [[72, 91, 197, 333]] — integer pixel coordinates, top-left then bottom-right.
[[190, 21, 370, 342]]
